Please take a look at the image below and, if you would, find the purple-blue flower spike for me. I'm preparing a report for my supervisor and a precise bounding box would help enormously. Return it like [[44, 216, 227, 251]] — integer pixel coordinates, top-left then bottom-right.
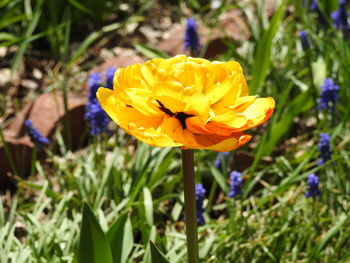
[[305, 173, 321, 197], [195, 184, 206, 226], [229, 171, 243, 198], [184, 18, 201, 53], [24, 120, 50, 149]]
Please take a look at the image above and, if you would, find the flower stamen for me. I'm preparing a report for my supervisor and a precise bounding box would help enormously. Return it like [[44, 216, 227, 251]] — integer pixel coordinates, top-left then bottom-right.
[[156, 100, 175, 116], [175, 112, 193, 129], [156, 100, 193, 129]]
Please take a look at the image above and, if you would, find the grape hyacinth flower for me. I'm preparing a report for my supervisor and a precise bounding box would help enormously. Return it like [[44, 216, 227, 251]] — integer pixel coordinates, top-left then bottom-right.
[[331, 0, 350, 31], [195, 184, 206, 225], [87, 73, 103, 103], [229, 171, 243, 198], [184, 18, 200, 53], [310, 0, 327, 26], [84, 102, 111, 135], [214, 152, 229, 172], [24, 120, 50, 149], [105, 67, 117, 90], [299, 30, 311, 50], [318, 133, 332, 165], [310, 0, 318, 10], [85, 71, 111, 135], [317, 78, 339, 112], [305, 173, 321, 197]]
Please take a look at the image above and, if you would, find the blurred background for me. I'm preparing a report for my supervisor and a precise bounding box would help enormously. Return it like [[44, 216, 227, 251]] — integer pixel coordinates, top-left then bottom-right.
[[1, 0, 350, 262]]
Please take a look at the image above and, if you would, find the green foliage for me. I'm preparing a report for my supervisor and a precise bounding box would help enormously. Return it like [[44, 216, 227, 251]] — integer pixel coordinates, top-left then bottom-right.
[[249, 0, 289, 94], [150, 241, 170, 263], [0, 0, 149, 63], [78, 204, 113, 263], [2, 0, 350, 262], [107, 213, 133, 263]]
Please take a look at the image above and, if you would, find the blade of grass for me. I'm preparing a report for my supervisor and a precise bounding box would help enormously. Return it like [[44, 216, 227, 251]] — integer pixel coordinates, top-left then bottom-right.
[[11, 0, 44, 73], [249, 0, 288, 94]]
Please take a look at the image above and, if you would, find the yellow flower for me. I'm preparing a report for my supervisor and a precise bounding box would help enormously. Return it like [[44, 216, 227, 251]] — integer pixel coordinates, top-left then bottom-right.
[[97, 55, 275, 152]]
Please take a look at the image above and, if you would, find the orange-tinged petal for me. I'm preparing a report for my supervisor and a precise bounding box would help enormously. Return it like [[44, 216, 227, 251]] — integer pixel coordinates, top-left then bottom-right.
[[212, 112, 248, 130], [199, 133, 252, 152], [242, 97, 275, 126], [204, 122, 235, 136], [230, 96, 257, 111], [159, 116, 184, 142], [181, 133, 252, 152], [186, 116, 210, 135], [97, 55, 274, 151], [128, 123, 182, 147]]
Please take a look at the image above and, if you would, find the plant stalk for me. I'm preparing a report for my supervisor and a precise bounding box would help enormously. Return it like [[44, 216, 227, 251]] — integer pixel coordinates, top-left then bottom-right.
[[181, 149, 199, 263]]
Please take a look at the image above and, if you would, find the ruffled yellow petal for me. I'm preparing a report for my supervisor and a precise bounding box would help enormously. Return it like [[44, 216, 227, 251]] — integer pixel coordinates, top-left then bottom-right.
[[182, 133, 252, 152], [97, 88, 163, 130], [205, 75, 238, 105], [97, 55, 274, 151], [241, 97, 275, 128], [128, 123, 182, 148]]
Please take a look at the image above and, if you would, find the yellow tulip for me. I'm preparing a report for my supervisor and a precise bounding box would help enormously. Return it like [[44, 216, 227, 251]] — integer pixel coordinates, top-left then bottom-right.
[[97, 55, 275, 152]]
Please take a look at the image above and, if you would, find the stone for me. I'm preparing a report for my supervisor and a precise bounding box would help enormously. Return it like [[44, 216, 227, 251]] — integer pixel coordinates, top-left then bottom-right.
[[219, 9, 250, 41], [0, 68, 11, 87], [0, 92, 87, 187], [157, 11, 250, 59], [0, 47, 7, 58], [0, 131, 32, 190]]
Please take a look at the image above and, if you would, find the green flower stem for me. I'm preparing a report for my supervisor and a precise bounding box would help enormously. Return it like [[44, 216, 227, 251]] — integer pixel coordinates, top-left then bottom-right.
[[30, 148, 37, 177], [181, 149, 199, 263]]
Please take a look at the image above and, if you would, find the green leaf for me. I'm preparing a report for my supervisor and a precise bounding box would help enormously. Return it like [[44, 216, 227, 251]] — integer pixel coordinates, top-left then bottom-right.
[[311, 57, 327, 88], [77, 204, 113, 263], [143, 187, 154, 226], [107, 213, 133, 263], [143, 226, 156, 263], [0, 32, 18, 42], [67, 0, 94, 15], [309, 214, 348, 261], [135, 43, 169, 59], [150, 241, 170, 263], [11, 0, 44, 73], [68, 22, 121, 66], [210, 166, 229, 194], [0, 0, 12, 9], [251, 88, 314, 170], [249, 0, 288, 93]]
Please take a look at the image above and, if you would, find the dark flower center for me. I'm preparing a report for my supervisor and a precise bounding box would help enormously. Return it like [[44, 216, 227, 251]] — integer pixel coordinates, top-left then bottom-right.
[[156, 100, 193, 129]]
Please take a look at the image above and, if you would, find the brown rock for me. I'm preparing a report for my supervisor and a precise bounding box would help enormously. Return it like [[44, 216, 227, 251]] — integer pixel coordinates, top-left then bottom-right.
[[26, 93, 86, 139], [159, 24, 224, 58], [157, 24, 196, 57], [1, 92, 87, 187], [232, 151, 255, 172], [0, 132, 32, 190], [219, 9, 250, 41], [0, 68, 12, 87], [7, 93, 86, 139], [5, 101, 33, 136], [157, 12, 250, 60]]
